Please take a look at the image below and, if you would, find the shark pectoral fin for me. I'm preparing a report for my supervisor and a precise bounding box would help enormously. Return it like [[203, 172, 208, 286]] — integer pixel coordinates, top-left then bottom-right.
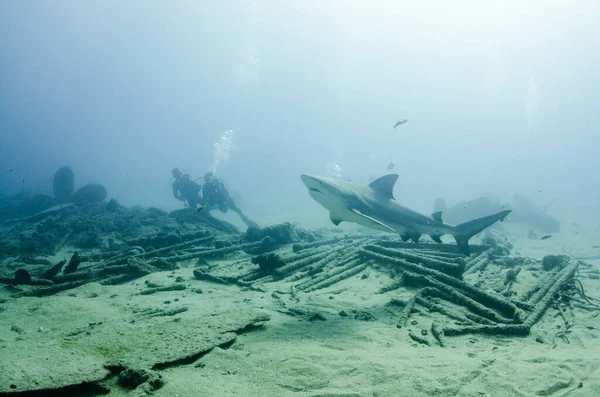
[[431, 211, 443, 223], [350, 209, 396, 233], [329, 212, 343, 226], [430, 234, 443, 243]]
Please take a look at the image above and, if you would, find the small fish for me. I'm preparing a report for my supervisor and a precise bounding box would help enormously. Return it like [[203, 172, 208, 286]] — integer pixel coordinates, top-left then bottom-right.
[[197, 205, 207, 212], [393, 120, 408, 129], [540, 235, 552, 240], [22, 179, 25, 183], [9, 169, 13, 172], [387, 162, 395, 170]]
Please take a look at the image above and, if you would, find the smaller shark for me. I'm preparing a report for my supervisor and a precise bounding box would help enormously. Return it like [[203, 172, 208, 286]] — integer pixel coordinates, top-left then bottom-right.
[[301, 174, 511, 255]]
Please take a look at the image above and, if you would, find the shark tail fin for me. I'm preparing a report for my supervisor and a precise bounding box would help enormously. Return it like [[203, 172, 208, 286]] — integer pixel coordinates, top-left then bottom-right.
[[452, 210, 511, 255]]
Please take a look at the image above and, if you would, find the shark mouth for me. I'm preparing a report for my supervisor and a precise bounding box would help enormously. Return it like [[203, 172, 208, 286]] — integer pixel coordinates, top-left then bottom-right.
[[309, 188, 323, 194]]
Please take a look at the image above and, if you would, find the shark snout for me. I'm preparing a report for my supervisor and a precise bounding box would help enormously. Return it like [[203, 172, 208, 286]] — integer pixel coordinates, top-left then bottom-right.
[[300, 174, 315, 185], [300, 174, 319, 189], [300, 174, 325, 195]]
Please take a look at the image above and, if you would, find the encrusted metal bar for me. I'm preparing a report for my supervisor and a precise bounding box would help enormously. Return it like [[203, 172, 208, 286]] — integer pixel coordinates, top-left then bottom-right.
[[296, 256, 363, 292], [443, 324, 530, 336], [272, 250, 331, 279], [440, 262, 580, 337], [361, 245, 518, 317], [138, 235, 215, 259], [524, 262, 579, 327], [431, 322, 446, 347], [527, 267, 565, 306], [164, 239, 265, 262], [302, 262, 369, 293], [519, 269, 559, 304], [371, 247, 463, 277], [401, 271, 515, 323], [375, 240, 486, 255], [415, 295, 476, 325], [463, 248, 494, 275], [292, 236, 368, 252]]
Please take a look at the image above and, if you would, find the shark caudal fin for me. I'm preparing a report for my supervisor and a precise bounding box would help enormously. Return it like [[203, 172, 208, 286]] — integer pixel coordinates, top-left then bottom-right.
[[452, 210, 511, 255]]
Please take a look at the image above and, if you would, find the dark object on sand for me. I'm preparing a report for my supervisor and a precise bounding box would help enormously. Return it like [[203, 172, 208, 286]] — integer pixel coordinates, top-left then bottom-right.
[[540, 235, 552, 240], [244, 223, 294, 245], [504, 268, 520, 284], [252, 252, 286, 273], [73, 184, 107, 206], [0, 268, 53, 286], [14, 268, 31, 284], [118, 367, 163, 391], [64, 251, 82, 274], [53, 167, 75, 203], [119, 368, 151, 388], [541, 254, 569, 271]]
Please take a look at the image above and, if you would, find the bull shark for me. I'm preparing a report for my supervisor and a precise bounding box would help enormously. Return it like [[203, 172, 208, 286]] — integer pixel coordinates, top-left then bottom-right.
[[300, 174, 511, 255]]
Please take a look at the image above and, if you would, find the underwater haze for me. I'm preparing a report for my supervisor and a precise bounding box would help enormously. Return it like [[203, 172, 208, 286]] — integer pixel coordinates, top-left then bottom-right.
[[4, 3, 600, 397], [1, 0, 599, 227]]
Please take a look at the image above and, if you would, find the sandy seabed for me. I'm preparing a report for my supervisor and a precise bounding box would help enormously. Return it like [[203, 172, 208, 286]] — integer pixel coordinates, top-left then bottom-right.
[[1, 221, 599, 397]]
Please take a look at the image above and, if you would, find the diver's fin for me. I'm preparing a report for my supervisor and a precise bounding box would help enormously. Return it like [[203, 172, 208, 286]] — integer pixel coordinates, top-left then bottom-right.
[[431, 211, 443, 223], [452, 210, 512, 255], [368, 174, 398, 200], [350, 209, 396, 233]]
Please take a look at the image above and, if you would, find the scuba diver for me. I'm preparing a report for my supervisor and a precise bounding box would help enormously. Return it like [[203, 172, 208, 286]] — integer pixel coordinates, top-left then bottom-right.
[[171, 168, 203, 209], [202, 172, 259, 229]]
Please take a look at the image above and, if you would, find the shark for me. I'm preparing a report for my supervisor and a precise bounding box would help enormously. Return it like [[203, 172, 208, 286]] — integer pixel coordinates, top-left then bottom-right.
[[300, 173, 511, 255]]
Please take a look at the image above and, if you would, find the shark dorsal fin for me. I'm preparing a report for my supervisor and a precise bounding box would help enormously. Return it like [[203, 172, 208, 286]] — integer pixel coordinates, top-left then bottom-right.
[[431, 211, 443, 223], [368, 174, 398, 200]]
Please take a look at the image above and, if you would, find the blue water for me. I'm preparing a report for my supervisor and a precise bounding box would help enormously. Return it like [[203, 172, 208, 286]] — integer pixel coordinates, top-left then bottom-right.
[[1, 1, 599, 227]]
